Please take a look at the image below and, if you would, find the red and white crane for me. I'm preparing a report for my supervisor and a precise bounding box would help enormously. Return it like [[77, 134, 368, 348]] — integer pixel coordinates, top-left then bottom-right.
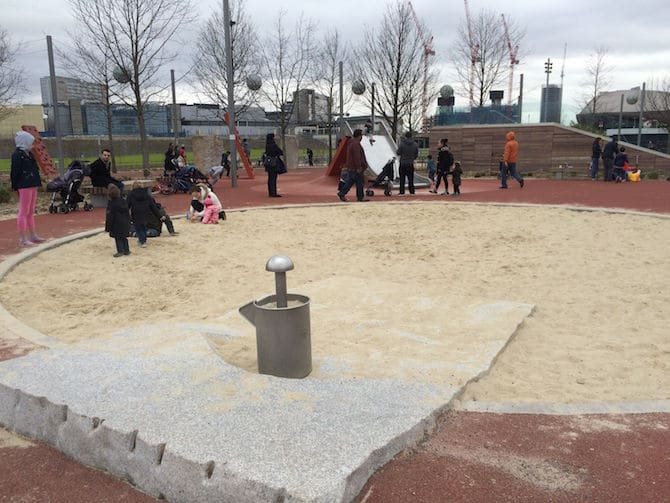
[[408, 1, 435, 133], [464, 0, 479, 108], [501, 13, 520, 107]]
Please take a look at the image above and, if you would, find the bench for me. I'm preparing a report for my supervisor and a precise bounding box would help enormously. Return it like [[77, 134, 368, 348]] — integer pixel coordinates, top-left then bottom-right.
[[80, 179, 156, 207]]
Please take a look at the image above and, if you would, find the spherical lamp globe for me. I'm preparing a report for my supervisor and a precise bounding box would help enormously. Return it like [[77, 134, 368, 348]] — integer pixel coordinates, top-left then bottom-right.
[[113, 66, 131, 84], [246, 75, 262, 91], [440, 85, 454, 98], [626, 88, 639, 105], [351, 80, 366, 95]]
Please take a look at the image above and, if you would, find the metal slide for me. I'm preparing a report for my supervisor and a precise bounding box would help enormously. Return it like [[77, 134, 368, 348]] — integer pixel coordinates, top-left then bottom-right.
[[343, 118, 430, 188]]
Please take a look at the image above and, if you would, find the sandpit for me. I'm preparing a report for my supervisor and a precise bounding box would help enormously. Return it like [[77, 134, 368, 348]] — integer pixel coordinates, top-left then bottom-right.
[[1, 202, 668, 405]]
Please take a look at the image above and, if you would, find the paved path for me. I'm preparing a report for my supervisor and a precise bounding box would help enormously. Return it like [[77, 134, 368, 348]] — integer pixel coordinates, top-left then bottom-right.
[[1, 169, 668, 502]]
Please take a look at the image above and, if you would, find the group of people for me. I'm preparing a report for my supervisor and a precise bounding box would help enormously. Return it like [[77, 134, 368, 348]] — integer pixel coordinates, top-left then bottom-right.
[[164, 143, 187, 172], [105, 180, 179, 257], [187, 183, 224, 224], [427, 138, 463, 196], [591, 137, 638, 182]]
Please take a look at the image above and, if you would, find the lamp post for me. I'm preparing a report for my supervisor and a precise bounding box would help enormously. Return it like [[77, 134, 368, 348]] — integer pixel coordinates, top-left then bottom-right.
[[637, 82, 646, 146], [170, 69, 178, 146], [46, 35, 64, 174], [543, 58, 552, 122], [222, 0, 238, 187]]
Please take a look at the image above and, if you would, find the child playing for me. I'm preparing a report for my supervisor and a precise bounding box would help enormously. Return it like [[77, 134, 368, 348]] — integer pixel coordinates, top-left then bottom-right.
[[104, 184, 131, 257], [426, 154, 436, 193], [201, 193, 220, 224], [188, 187, 205, 222], [127, 182, 162, 247], [451, 161, 463, 196]]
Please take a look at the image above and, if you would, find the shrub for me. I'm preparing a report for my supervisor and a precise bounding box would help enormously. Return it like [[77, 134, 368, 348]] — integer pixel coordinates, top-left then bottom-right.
[[646, 172, 659, 180], [0, 184, 11, 204]]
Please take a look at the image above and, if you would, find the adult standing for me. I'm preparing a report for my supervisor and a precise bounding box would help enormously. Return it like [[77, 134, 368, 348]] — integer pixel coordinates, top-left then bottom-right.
[[306, 148, 314, 166], [164, 143, 176, 172], [602, 136, 619, 182], [337, 129, 370, 202], [10, 131, 45, 247], [590, 138, 602, 180], [432, 138, 453, 194], [221, 150, 231, 176], [242, 138, 251, 161], [501, 131, 524, 189], [396, 131, 419, 195], [263, 133, 284, 198], [89, 149, 124, 192]]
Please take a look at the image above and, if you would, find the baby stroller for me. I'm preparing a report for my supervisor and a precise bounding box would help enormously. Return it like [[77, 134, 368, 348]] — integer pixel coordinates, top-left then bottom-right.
[[174, 165, 209, 193], [46, 160, 93, 213], [366, 158, 395, 197], [157, 164, 178, 195]]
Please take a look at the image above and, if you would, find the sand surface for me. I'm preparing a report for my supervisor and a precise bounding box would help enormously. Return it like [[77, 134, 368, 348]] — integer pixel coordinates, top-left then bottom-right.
[[0, 203, 668, 404]]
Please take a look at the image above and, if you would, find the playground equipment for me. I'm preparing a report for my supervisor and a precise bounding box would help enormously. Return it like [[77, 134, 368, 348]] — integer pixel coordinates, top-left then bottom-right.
[[326, 118, 430, 189], [239, 255, 312, 379], [223, 112, 255, 179]]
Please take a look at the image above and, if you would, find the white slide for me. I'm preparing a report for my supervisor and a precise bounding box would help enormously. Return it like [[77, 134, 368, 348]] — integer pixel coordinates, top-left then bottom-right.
[[360, 133, 430, 188], [361, 134, 399, 179]]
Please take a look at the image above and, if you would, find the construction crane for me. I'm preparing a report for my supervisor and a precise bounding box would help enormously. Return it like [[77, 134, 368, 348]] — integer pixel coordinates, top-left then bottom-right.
[[560, 42, 567, 89], [408, 1, 435, 133], [464, 0, 479, 108], [501, 14, 519, 108]]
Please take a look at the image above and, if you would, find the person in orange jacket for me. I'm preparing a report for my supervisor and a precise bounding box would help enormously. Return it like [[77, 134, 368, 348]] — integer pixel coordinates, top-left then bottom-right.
[[501, 131, 524, 189]]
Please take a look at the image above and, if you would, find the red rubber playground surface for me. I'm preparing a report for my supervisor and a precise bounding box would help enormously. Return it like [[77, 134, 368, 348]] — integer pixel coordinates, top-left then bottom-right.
[[1, 169, 669, 502]]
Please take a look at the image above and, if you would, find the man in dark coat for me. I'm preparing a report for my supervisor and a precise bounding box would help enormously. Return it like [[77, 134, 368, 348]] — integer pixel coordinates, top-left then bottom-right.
[[89, 149, 124, 192], [337, 129, 370, 202], [602, 136, 618, 182], [396, 131, 419, 195]]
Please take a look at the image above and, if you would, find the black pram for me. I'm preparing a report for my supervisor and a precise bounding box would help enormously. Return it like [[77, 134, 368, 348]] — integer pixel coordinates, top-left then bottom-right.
[[174, 165, 209, 193], [46, 160, 92, 213], [367, 158, 394, 196]]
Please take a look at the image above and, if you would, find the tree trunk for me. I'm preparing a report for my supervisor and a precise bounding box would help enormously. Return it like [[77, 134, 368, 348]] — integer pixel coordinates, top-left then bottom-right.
[[104, 84, 116, 173]]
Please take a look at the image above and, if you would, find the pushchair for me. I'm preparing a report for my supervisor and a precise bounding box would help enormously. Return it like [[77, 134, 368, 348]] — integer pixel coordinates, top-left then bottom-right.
[[46, 160, 93, 213], [366, 158, 395, 196], [174, 165, 209, 193], [157, 164, 178, 195]]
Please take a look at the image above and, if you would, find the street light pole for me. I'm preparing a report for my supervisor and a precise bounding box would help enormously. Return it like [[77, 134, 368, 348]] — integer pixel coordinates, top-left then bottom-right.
[[223, 0, 238, 187], [637, 82, 646, 146], [46, 35, 64, 174], [543, 58, 552, 122], [171, 69, 178, 146]]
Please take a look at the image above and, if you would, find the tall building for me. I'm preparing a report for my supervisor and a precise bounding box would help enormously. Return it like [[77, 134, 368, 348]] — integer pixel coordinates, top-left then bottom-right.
[[540, 84, 562, 123], [291, 89, 330, 123], [40, 76, 106, 105]]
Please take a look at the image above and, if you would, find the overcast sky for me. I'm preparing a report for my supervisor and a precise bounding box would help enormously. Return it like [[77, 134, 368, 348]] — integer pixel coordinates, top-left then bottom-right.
[[4, 0, 670, 123]]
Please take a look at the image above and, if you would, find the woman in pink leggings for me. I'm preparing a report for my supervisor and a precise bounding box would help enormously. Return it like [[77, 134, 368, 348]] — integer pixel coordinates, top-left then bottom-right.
[[10, 131, 45, 247]]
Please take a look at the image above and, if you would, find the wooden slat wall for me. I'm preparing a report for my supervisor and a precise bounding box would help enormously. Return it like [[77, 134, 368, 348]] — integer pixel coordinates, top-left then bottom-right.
[[429, 124, 670, 178]]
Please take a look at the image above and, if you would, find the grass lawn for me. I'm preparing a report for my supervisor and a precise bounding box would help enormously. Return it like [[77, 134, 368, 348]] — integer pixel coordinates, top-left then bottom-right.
[[0, 153, 164, 174]]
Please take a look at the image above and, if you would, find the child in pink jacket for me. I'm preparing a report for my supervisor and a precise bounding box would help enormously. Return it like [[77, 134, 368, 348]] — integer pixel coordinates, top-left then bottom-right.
[[201, 194, 220, 224]]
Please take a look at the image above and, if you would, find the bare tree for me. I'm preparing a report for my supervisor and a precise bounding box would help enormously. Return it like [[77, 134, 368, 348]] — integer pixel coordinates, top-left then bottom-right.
[[58, 42, 118, 170], [66, 0, 195, 174], [580, 46, 613, 114], [193, 0, 259, 117], [0, 27, 25, 121], [258, 10, 317, 153], [310, 29, 350, 162], [452, 9, 524, 108], [643, 77, 670, 134], [351, 0, 427, 139]]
